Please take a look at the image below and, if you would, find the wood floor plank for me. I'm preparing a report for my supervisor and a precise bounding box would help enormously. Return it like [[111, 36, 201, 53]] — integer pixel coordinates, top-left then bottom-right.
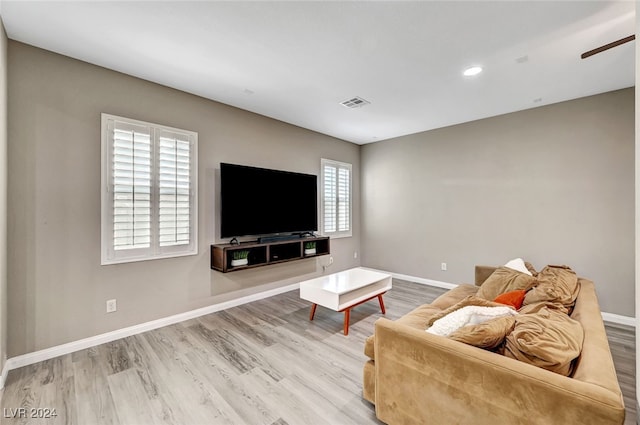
[[1, 361, 58, 425], [195, 316, 284, 381], [0, 279, 635, 425], [107, 369, 163, 425], [28, 378, 75, 425], [121, 336, 187, 425], [239, 368, 332, 425], [72, 353, 119, 425], [137, 329, 248, 425], [181, 341, 278, 425], [212, 309, 277, 348], [101, 340, 132, 375], [239, 302, 289, 327], [276, 373, 363, 425], [605, 323, 636, 425], [54, 376, 77, 425], [187, 323, 257, 375]]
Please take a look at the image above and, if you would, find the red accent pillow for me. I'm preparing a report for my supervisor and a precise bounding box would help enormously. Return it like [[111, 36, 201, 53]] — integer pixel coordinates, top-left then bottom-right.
[[494, 289, 527, 309]]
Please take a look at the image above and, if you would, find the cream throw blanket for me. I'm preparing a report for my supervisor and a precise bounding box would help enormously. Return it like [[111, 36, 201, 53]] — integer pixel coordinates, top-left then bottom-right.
[[426, 305, 518, 337]]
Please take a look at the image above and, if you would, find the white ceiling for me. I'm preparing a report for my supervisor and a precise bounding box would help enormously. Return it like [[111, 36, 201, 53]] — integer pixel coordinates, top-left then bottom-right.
[[1, 1, 635, 144]]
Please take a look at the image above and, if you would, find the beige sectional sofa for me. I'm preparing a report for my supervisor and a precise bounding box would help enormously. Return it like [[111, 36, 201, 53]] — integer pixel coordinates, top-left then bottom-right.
[[363, 265, 625, 425]]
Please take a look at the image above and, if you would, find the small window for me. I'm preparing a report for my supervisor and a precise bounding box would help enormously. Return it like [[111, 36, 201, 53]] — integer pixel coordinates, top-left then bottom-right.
[[321, 158, 352, 238], [101, 114, 198, 264]]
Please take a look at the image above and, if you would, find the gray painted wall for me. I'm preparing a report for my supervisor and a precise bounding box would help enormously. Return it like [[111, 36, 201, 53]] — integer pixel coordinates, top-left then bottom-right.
[[7, 42, 361, 357], [361, 88, 634, 317], [0, 20, 7, 375]]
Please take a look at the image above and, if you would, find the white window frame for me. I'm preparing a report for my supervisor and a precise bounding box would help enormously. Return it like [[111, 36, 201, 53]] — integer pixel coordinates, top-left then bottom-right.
[[101, 113, 198, 265], [321, 158, 352, 239]]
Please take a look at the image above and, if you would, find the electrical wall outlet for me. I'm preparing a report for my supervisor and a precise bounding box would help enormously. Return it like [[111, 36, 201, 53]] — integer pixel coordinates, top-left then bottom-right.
[[106, 299, 117, 313], [441, 262, 447, 271], [354, 251, 358, 259], [329, 256, 334, 265]]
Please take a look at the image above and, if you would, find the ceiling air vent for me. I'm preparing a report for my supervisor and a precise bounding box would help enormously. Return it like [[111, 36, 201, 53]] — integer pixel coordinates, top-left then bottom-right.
[[340, 96, 370, 108]]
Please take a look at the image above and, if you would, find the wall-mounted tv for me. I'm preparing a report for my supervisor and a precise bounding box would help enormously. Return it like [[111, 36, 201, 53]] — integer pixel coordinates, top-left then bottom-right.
[[220, 163, 318, 239]]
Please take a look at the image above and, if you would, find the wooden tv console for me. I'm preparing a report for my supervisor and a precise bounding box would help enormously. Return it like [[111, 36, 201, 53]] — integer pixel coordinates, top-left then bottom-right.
[[210, 236, 329, 273]]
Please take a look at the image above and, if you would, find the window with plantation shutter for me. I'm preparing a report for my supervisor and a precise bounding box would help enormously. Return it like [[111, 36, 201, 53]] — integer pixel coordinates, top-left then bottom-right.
[[101, 114, 198, 265], [321, 159, 352, 238]]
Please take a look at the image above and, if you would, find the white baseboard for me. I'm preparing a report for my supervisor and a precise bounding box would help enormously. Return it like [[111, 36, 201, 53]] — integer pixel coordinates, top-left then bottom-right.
[[366, 268, 636, 328], [1, 282, 301, 382], [601, 312, 636, 328], [361, 267, 457, 291], [0, 359, 9, 390]]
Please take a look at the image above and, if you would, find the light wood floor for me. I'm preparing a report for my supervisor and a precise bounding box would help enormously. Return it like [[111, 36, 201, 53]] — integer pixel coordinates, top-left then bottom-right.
[[0, 280, 636, 425]]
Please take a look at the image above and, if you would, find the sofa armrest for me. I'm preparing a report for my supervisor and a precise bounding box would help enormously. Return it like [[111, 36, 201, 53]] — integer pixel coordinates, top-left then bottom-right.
[[475, 265, 497, 286], [373, 318, 624, 425]]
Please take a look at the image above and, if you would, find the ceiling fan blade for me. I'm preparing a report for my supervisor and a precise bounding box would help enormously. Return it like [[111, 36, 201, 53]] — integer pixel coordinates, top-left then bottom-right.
[[581, 35, 635, 59]]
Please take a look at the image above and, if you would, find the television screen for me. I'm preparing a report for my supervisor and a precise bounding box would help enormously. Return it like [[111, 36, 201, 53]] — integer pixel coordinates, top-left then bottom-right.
[[220, 163, 318, 238]]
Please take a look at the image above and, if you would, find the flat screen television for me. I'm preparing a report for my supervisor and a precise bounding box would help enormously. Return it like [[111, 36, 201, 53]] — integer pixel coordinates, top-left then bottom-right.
[[220, 163, 318, 239]]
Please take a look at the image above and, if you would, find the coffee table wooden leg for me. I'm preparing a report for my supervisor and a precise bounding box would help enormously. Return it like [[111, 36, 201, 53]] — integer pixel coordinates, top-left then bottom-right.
[[310, 303, 317, 321], [378, 294, 386, 314], [343, 309, 350, 335]]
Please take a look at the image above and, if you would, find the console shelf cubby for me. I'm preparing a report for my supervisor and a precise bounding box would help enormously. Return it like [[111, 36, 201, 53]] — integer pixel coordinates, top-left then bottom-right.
[[210, 236, 330, 273]]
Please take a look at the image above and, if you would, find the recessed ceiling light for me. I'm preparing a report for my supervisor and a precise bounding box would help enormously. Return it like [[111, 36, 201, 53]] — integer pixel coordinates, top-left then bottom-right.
[[463, 66, 483, 76]]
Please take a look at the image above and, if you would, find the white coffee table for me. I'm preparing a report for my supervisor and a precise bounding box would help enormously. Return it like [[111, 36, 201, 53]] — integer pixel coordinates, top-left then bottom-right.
[[299, 267, 392, 335]]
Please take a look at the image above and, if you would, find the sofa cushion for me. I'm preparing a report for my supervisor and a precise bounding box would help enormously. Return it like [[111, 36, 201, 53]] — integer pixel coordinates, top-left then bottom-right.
[[364, 335, 375, 359], [504, 258, 532, 275], [449, 315, 516, 350], [503, 306, 584, 376], [523, 265, 579, 314], [494, 289, 527, 309], [476, 266, 537, 301]]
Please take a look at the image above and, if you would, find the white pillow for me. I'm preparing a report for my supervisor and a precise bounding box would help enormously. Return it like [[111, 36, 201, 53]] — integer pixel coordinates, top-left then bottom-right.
[[426, 305, 517, 337], [504, 258, 532, 276]]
